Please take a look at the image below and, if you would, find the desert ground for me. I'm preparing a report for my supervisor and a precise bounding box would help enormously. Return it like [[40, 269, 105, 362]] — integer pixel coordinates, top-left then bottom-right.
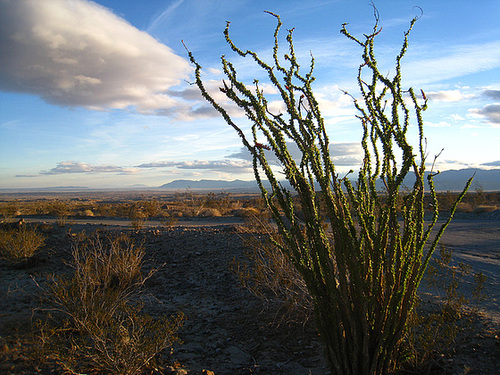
[[0, 192, 499, 374]]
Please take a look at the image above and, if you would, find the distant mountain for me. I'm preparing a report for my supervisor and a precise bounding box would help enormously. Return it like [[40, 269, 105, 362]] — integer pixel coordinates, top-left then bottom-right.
[[158, 168, 500, 192], [426, 168, 500, 192], [158, 179, 264, 191]]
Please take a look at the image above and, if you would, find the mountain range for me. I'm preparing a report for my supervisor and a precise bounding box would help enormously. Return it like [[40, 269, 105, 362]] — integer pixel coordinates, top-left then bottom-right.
[[159, 168, 500, 192], [2, 168, 497, 193]]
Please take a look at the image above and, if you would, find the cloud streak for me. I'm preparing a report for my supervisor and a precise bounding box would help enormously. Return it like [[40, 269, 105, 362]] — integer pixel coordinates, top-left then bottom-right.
[[426, 89, 474, 103], [227, 142, 363, 167], [0, 0, 191, 114], [40, 161, 136, 175], [136, 159, 253, 173], [404, 41, 500, 85], [31, 159, 253, 178], [469, 104, 500, 125]]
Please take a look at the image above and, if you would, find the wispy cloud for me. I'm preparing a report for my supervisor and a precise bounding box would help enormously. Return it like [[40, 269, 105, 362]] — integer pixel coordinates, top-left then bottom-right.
[[403, 41, 500, 85], [483, 89, 500, 100], [147, 0, 185, 33], [426, 89, 474, 102], [136, 159, 252, 173], [228, 142, 363, 167], [469, 104, 500, 126], [425, 121, 452, 128], [40, 161, 137, 175], [14, 174, 38, 178], [481, 160, 500, 167], [0, 0, 191, 115]]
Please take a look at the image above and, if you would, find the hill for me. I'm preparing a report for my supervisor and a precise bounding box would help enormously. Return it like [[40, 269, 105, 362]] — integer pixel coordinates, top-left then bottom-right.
[[159, 168, 500, 192]]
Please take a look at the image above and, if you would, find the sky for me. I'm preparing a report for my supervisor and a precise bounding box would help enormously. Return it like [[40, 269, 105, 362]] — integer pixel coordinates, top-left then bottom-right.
[[0, 0, 499, 189]]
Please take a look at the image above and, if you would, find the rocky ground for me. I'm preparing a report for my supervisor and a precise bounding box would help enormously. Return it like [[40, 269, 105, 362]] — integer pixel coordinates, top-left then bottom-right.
[[1, 215, 499, 374]]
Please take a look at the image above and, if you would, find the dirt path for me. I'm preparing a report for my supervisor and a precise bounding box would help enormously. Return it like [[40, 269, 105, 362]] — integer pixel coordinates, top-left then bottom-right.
[[22, 216, 245, 228]]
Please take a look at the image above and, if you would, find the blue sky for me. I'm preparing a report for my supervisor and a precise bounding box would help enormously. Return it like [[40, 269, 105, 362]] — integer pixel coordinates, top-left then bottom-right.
[[0, 0, 499, 189]]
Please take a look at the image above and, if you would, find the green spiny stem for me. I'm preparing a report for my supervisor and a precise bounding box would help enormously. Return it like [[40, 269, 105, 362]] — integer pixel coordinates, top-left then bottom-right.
[[186, 10, 471, 375]]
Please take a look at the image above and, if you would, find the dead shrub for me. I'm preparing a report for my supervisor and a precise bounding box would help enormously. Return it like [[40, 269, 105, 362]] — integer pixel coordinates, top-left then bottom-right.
[[233, 207, 260, 218], [472, 205, 497, 214], [400, 245, 486, 372], [198, 208, 221, 217], [36, 232, 183, 374], [456, 202, 473, 213], [0, 224, 45, 261], [232, 215, 314, 324]]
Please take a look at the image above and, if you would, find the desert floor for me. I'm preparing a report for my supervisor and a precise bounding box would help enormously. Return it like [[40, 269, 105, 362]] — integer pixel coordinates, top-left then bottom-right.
[[1, 212, 499, 374]]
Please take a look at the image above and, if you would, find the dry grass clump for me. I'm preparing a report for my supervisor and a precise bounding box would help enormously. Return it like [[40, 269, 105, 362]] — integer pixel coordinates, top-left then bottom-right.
[[198, 208, 222, 217], [35, 232, 183, 374], [232, 215, 314, 324], [472, 205, 498, 214], [232, 207, 260, 218], [0, 201, 21, 220], [0, 222, 45, 261], [401, 245, 486, 372]]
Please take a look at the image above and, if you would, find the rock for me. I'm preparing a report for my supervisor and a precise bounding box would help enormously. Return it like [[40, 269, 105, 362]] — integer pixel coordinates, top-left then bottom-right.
[[226, 345, 252, 366]]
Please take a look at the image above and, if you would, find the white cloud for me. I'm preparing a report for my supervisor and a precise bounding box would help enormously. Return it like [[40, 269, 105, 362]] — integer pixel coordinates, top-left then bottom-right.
[[425, 121, 452, 128], [0, 0, 191, 115], [40, 161, 137, 175], [426, 89, 473, 102], [449, 114, 465, 121], [228, 141, 363, 167], [136, 159, 253, 173]]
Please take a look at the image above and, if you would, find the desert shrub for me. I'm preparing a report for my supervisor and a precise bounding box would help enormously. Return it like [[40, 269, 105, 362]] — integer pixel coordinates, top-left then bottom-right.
[[96, 202, 118, 217], [233, 215, 314, 324], [198, 207, 222, 217], [201, 191, 234, 214], [472, 205, 498, 214], [401, 245, 486, 371], [140, 199, 162, 218], [187, 10, 471, 374], [37, 232, 183, 374], [456, 202, 473, 213], [162, 214, 179, 227], [233, 207, 260, 218], [0, 224, 45, 261], [46, 200, 71, 225], [0, 201, 21, 220], [127, 202, 148, 230]]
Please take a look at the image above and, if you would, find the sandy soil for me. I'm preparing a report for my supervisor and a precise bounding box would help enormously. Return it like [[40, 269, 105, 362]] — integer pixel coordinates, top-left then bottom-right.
[[1, 213, 499, 374]]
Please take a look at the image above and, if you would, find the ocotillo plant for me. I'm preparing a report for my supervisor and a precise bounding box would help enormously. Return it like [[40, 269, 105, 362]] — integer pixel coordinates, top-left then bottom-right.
[[186, 11, 471, 375]]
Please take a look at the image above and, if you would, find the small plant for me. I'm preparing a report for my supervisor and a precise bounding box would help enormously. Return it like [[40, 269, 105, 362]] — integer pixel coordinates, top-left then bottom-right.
[[0, 200, 21, 220], [401, 245, 486, 371], [0, 223, 45, 261], [36, 232, 183, 374], [232, 214, 314, 324], [47, 200, 71, 226], [162, 214, 179, 228], [128, 202, 148, 230], [141, 199, 162, 218]]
